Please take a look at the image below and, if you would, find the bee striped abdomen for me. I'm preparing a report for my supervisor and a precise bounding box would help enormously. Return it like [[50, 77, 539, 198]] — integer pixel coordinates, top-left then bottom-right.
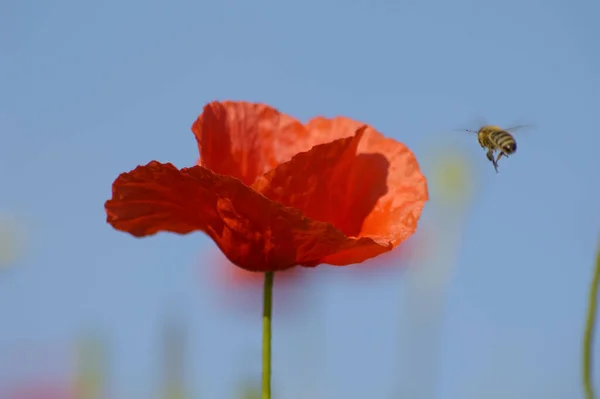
[[491, 131, 517, 155]]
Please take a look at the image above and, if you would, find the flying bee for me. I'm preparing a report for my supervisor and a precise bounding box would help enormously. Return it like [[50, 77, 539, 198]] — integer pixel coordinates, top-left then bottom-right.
[[462, 124, 529, 173]]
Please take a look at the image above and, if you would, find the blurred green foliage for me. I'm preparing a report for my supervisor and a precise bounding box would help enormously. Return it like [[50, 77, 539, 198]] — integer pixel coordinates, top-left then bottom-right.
[[237, 382, 261, 399], [583, 238, 600, 399], [0, 213, 24, 268]]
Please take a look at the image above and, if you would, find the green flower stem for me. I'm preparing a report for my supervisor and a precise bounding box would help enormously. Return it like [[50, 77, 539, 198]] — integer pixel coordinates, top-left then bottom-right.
[[583, 240, 600, 399], [262, 271, 275, 399]]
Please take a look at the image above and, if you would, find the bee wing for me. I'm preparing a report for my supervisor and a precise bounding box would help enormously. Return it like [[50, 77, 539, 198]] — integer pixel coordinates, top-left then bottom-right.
[[453, 124, 533, 135], [504, 124, 534, 134]]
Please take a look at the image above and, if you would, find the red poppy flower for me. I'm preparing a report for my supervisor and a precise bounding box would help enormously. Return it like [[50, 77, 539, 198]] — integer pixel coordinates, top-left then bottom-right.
[[105, 101, 428, 272]]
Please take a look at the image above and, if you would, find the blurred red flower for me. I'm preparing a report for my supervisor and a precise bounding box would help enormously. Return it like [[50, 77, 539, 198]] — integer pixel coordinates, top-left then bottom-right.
[[105, 101, 428, 272], [209, 249, 311, 312]]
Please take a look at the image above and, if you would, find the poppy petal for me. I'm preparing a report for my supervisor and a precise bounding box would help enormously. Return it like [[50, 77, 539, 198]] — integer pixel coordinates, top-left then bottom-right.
[[192, 101, 312, 186], [306, 117, 428, 247], [252, 117, 428, 265], [105, 161, 391, 271], [304, 115, 364, 144], [252, 126, 371, 236]]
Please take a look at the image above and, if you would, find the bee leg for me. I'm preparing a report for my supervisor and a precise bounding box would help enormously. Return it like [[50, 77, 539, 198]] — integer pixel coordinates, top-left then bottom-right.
[[494, 152, 505, 173], [486, 150, 499, 173]]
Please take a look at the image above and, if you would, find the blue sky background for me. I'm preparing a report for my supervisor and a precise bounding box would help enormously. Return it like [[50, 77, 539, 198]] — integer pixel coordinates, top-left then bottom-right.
[[1, 0, 599, 397]]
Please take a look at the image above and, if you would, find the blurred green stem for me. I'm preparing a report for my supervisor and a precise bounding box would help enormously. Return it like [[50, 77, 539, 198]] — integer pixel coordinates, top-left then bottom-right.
[[262, 271, 274, 399], [583, 240, 600, 399]]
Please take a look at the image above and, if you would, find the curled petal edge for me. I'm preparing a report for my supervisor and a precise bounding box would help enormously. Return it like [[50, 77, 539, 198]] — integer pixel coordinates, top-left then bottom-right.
[[105, 161, 395, 271]]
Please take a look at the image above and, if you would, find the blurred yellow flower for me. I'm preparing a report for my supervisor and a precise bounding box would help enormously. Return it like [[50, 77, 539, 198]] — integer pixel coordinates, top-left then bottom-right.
[[429, 146, 476, 207]]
